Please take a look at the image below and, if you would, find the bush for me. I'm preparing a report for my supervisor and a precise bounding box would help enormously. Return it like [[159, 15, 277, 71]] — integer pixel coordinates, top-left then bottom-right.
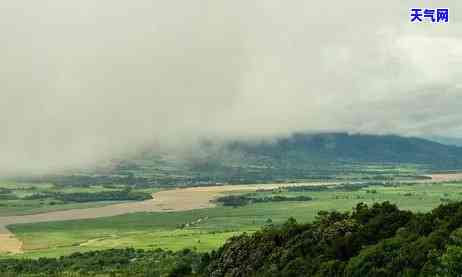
[[23, 189, 152, 203], [214, 194, 312, 207]]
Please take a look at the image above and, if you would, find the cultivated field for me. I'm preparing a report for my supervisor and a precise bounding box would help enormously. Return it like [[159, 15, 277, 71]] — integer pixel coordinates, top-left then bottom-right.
[[1, 173, 461, 257], [0, 182, 333, 254]]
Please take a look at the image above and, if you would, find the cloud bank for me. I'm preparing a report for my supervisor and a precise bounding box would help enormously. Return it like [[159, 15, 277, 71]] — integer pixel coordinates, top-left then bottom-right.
[[1, 0, 462, 175]]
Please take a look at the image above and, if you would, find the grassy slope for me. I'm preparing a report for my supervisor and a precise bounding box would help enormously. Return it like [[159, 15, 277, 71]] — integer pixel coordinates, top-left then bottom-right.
[[8, 182, 462, 258]]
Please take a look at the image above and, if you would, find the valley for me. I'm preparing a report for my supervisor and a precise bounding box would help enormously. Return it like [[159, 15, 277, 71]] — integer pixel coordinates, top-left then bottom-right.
[[1, 173, 462, 257]]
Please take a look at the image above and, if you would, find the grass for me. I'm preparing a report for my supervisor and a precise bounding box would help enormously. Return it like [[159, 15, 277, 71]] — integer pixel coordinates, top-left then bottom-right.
[[0, 200, 129, 216], [0, 181, 161, 216], [6, 181, 462, 258]]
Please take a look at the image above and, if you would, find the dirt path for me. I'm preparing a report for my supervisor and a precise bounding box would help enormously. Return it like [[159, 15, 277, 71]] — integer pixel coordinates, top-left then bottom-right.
[[0, 173, 461, 254], [424, 173, 462, 182], [0, 229, 22, 254]]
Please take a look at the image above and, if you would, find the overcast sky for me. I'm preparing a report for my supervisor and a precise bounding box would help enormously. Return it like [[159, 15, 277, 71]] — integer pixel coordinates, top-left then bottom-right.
[[1, 1, 461, 175]]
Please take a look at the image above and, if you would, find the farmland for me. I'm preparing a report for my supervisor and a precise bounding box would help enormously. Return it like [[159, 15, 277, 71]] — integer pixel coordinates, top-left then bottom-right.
[[4, 174, 462, 258], [0, 181, 160, 217]]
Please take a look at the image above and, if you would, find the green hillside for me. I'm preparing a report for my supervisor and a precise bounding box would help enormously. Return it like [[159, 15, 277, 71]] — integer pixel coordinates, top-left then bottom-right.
[[111, 133, 462, 185], [19, 133, 462, 187]]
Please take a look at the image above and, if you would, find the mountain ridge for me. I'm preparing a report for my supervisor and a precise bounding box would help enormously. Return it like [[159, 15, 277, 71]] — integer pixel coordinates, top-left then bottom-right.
[[109, 133, 462, 185]]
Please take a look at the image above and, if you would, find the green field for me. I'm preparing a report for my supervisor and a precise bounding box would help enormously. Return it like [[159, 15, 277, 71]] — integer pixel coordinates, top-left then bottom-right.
[[7, 181, 462, 258], [0, 181, 160, 216]]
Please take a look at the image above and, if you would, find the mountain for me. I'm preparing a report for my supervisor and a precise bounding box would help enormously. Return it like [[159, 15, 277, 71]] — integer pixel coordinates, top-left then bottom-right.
[[426, 135, 462, 147], [111, 133, 462, 186], [224, 133, 462, 163]]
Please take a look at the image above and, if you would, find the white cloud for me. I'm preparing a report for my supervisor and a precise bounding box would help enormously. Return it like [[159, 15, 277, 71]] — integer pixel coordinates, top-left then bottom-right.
[[0, 0, 461, 175]]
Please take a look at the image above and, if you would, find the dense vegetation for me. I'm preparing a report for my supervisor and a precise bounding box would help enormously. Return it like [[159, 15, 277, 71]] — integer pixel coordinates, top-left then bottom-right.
[[23, 189, 152, 203], [0, 188, 18, 200], [0, 248, 202, 277], [214, 194, 312, 207], [204, 201, 462, 276], [7, 201, 462, 276]]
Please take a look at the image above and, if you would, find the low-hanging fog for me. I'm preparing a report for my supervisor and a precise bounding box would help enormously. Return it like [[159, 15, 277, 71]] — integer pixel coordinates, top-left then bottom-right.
[[1, 0, 462, 175]]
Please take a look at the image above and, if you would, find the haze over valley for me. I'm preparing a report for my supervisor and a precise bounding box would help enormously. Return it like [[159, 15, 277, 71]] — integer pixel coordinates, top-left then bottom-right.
[[2, 1, 462, 276]]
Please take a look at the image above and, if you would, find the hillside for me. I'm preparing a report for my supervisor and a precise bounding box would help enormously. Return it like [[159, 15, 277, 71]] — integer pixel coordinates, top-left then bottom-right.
[[427, 136, 462, 147], [222, 133, 462, 165], [23, 133, 462, 187], [203, 201, 462, 277], [110, 133, 462, 186]]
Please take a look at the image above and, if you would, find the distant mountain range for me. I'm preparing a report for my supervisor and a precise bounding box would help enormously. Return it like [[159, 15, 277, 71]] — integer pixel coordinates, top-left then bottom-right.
[[223, 133, 462, 165], [426, 135, 462, 147], [112, 133, 462, 185]]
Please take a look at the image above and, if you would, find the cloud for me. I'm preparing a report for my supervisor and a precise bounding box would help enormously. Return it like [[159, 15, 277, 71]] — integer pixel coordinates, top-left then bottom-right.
[[1, 0, 461, 175]]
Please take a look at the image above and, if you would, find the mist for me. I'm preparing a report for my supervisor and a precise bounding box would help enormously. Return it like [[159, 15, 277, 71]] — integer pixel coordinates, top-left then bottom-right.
[[1, 0, 462, 175]]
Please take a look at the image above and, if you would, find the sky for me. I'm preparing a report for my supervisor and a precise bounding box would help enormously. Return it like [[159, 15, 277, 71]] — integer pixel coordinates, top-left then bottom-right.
[[1, 1, 462, 175]]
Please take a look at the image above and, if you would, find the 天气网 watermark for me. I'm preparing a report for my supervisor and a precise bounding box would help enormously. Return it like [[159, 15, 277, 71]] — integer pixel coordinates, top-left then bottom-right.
[[410, 8, 449, 23]]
